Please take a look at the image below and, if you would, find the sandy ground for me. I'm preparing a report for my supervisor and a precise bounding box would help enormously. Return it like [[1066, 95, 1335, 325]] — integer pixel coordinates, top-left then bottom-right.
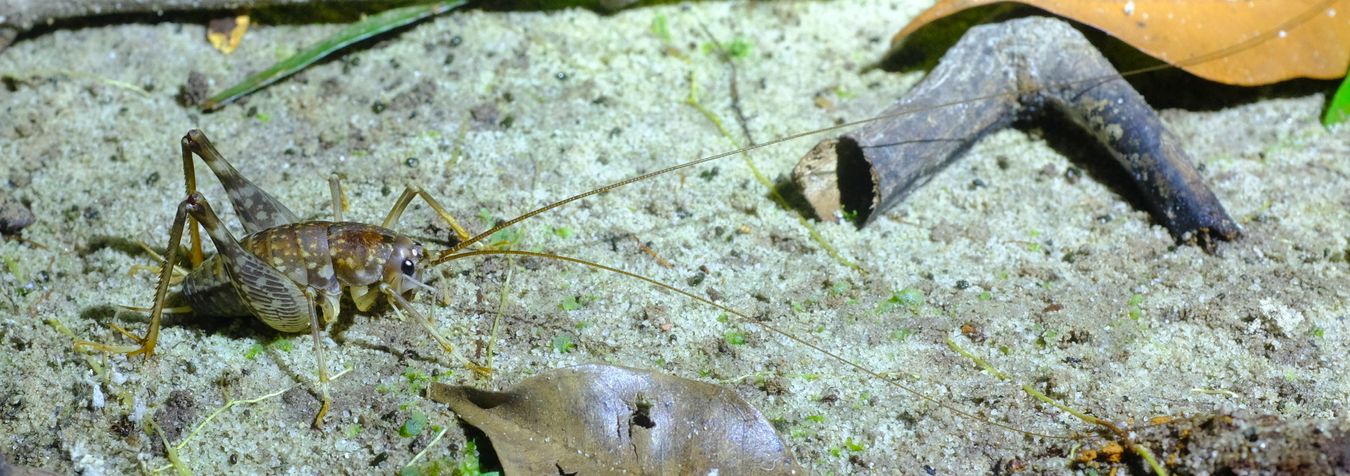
[[1, 1, 1348, 474]]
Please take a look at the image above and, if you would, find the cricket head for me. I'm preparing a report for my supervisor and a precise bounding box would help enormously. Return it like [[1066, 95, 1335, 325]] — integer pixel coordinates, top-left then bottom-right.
[[382, 234, 428, 299]]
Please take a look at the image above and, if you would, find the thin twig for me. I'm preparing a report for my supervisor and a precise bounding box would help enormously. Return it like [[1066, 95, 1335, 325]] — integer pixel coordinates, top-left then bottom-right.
[[695, 23, 756, 145], [945, 337, 1168, 475], [631, 235, 673, 269], [150, 368, 353, 474], [484, 253, 515, 376]]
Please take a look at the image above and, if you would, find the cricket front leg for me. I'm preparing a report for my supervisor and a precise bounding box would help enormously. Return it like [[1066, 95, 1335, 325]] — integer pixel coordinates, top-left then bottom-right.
[[305, 290, 333, 429], [383, 286, 491, 378], [382, 185, 473, 247]]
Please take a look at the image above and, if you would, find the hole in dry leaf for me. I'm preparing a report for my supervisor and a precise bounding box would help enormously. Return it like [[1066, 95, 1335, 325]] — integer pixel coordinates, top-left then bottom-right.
[[631, 398, 655, 430]]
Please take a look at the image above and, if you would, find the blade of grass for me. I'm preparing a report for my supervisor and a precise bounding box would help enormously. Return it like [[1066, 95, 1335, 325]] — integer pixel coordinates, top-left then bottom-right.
[[1322, 67, 1350, 127], [2, 70, 150, 96], [200, 0, 467, 111]]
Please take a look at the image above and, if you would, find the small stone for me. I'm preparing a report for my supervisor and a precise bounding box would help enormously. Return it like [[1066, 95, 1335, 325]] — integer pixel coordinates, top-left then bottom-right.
[[178, 70, 210, 107], [0, 191, 34, 235]]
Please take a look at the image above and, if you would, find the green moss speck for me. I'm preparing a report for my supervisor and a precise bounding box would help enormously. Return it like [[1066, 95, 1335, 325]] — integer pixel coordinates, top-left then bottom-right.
[[399, 411, 427, 438], [877, 287, 924, 314], [649, 15, 672, 42], [551, 334, 575, 354], [403, 368, 431, 394], [556, 292, 588, 311], [1126, 293, 1145, 320], [702, 37, 753, 59], [271, 338, 293, 352]]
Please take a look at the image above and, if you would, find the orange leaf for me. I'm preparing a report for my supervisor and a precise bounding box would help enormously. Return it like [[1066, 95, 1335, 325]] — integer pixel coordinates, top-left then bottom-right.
[[892, 0, 1350, 86]]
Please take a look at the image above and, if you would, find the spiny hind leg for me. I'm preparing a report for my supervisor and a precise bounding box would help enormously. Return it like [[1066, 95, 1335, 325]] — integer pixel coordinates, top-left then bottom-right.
[[179, 131, 206, 267], [75, 197, 194, 357], [382, 185, 472, 246], [182, 129, 299, 235], [187, 192, 336, 424]]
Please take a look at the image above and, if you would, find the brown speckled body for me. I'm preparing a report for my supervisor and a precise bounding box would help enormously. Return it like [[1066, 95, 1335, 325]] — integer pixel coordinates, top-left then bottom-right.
[[79, 130, 444, 427], [182, 221, 421, 331]]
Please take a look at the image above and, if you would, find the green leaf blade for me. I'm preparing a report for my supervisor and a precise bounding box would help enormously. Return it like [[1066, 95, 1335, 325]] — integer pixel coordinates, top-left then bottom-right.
[[201, 1, 467, 111], [1323, 69, 1350, 127]]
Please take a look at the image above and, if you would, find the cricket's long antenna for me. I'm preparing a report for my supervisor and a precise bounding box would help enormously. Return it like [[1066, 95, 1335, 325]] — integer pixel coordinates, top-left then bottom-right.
[[434, 121, 845, 260], [437, 0, 1336, 262], [437, 248, 1076, 440]]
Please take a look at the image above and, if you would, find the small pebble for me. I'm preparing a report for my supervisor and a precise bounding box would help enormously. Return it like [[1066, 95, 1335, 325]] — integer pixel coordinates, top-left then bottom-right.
[[178, 70, 210, 107], [0, 191, 34, 235]]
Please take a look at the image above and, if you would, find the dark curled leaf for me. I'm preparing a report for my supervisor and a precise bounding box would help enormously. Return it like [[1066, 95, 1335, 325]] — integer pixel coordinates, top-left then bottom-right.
[[428, 364, 801, 475], [200, 1, 467, 111]]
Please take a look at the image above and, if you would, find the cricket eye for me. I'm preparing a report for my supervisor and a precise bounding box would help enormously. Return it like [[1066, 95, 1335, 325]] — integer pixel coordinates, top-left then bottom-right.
[[401, 258, 416, 276]]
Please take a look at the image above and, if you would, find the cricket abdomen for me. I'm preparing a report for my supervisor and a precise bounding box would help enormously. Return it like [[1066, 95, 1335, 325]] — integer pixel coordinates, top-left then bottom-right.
[[181, 255, 251, 318]]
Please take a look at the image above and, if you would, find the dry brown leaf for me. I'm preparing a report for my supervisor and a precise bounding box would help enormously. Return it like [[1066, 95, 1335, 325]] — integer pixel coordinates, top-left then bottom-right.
[[429, 364, 800, 475], [892, 0, 1350, 85]]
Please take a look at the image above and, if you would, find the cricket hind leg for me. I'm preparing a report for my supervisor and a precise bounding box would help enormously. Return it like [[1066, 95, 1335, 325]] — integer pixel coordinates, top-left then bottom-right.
[[182, 129, 299, 236], [75, 198, 194, 357], [188, 192, 336, 424], [74, 130, 258, 357]]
